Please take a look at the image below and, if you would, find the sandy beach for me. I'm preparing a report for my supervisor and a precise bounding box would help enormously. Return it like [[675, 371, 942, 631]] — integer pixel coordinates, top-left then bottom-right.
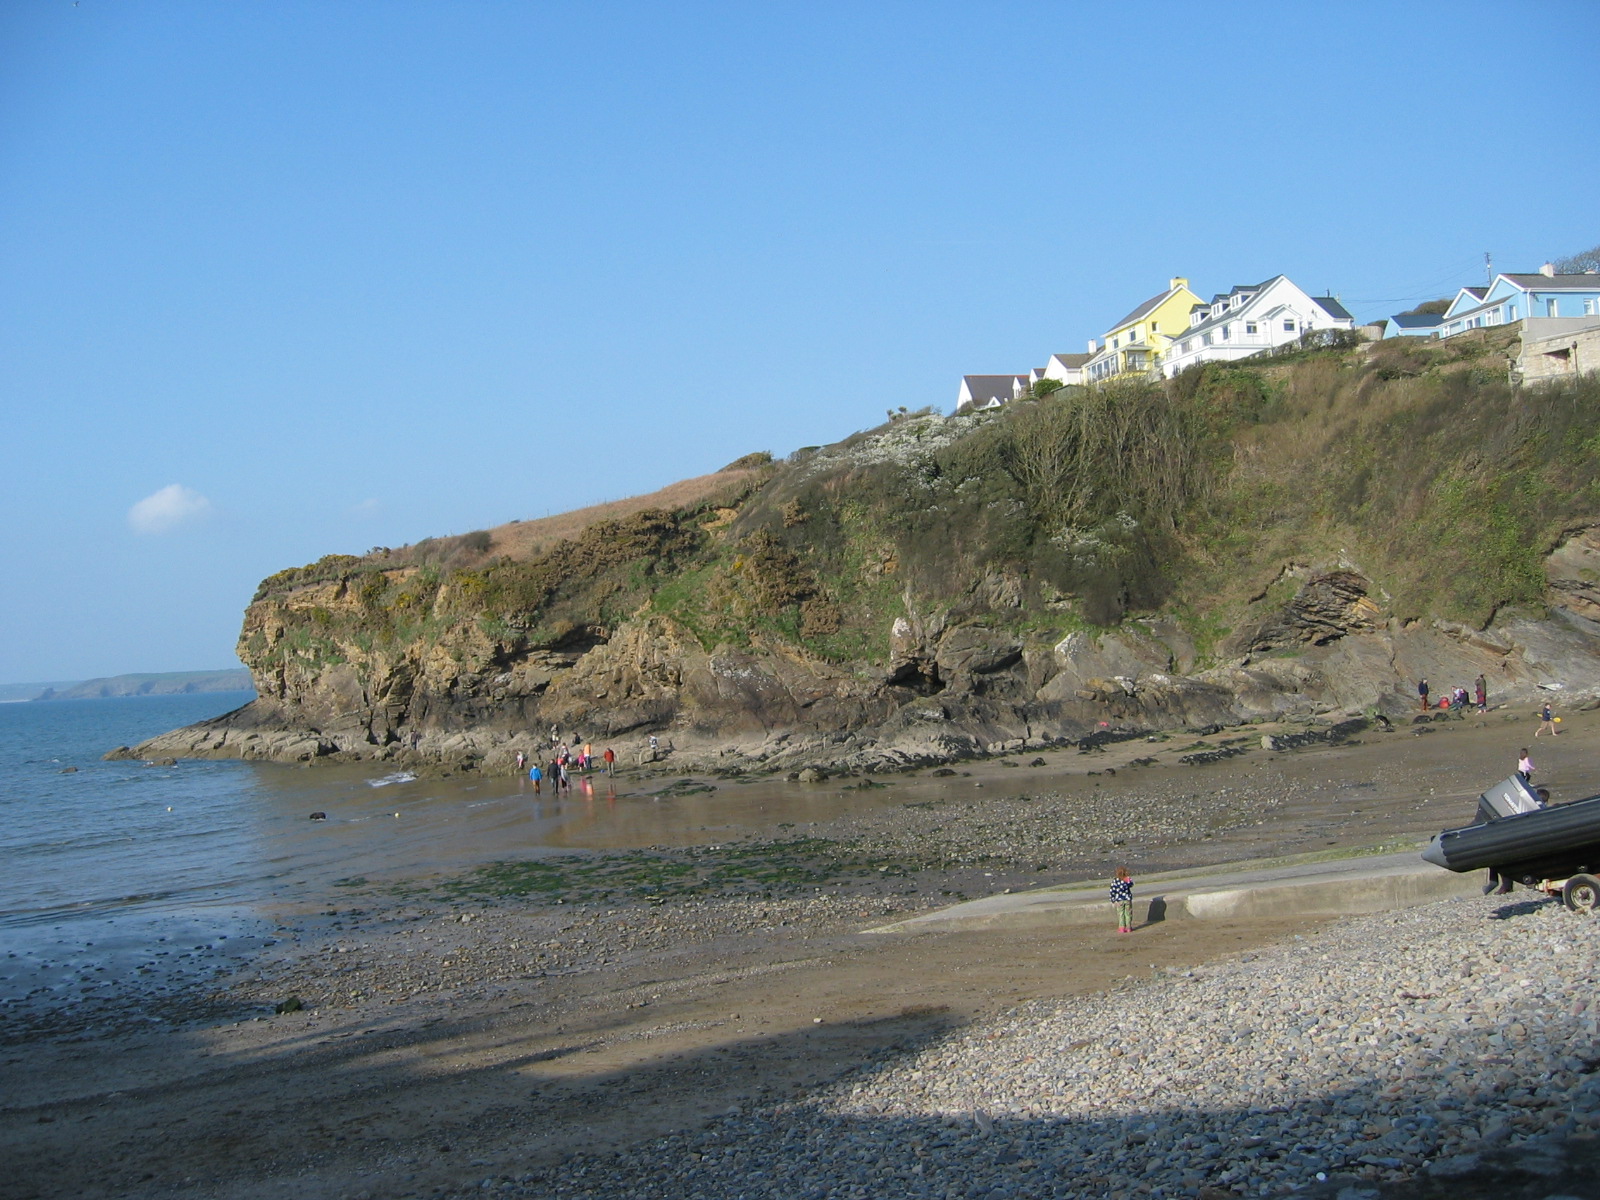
[[3, 703, 1597, 1200]]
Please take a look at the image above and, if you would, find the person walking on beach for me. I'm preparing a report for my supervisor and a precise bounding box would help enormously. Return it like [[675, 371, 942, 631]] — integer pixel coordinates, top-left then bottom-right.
[[1110, 867, 1134, 934], [1475, 674, 1487, 713], [1536, 702, 1558, 737], [603, 746, 615, 776], [1417, 679, 1430, 711], [528, 763, 542, 794], [582, 742, 593, 773], [1518, 748, 1535, 785]]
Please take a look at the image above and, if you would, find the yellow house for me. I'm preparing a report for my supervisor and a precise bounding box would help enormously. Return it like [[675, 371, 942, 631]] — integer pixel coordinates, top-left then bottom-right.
[[1083, 277, 1203, 383]]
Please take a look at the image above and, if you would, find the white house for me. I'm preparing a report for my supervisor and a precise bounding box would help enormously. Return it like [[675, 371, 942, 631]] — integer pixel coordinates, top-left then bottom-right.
[[1042, 352, 1090, 386], [1160, 276, 1355, 377], [1022, 354, 1091, 390], [957, 374, 1027, 410]]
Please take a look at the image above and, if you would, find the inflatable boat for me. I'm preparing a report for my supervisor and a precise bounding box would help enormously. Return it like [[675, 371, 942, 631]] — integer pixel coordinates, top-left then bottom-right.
[[1421, 775, 1600, 911]]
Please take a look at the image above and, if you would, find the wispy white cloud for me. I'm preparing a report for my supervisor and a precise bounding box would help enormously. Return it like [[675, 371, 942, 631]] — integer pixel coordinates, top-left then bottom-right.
[[349, 498, 382, 519], [127, 484, 212, 534]]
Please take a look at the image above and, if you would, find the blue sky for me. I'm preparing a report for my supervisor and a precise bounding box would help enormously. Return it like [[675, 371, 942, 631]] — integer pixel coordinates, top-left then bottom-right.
[[3, 0, 1598, 683]]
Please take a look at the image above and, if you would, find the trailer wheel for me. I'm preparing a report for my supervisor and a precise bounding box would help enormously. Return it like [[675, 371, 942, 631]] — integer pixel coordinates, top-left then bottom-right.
[[1563, 874, 1600, 914]]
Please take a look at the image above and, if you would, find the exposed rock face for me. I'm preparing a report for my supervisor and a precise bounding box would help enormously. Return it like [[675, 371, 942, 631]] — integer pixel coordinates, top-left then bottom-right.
[[124, 380, 1600, 773], [129, 556, 1600, 775], [1547, 525, 1600, 621], [1229, 567, 1382, 655]]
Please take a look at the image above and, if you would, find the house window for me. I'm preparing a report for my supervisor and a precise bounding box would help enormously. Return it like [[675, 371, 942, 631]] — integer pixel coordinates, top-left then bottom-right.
[[1586, 299, 1597, 316], [1245, 322, 1257, 334], [1283, 319, 1296, 332], [1547, 299, 1559, 317], [1181, 339, 1192, 353], [1203, 333, 1213, 345], [1221, 325, 1231, 340], [1509, 304, 1519, 320]]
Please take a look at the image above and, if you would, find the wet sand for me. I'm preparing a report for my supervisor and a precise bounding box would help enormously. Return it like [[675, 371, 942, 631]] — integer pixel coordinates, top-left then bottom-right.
[[2, 704, 1594, 1200]]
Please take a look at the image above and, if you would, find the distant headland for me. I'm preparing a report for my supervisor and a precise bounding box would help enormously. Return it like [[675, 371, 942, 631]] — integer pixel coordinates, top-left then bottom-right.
[[0, 669, 254, 703]]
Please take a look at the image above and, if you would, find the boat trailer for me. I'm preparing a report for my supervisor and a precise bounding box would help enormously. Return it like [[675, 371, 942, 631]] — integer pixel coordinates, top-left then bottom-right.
[[1421, 776, 1600, 913]]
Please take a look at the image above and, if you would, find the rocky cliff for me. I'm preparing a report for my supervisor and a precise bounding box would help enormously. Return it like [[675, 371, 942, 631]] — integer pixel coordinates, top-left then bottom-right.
[[126, 331, 1600, 773]]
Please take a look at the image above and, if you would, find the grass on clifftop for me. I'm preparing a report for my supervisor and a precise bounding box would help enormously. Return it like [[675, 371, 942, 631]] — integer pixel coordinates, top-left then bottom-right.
[[244, 335, 1600, 684]]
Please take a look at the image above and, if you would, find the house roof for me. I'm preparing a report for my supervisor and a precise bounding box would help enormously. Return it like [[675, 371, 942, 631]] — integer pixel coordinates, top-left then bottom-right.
[[1441, 285, 1494, 322], [1048, 353, 1092, 368], [1206, 277, 1281, 305], [1388, 312, 1443, 329], [961, 375, 1024, 402], [1501, 273, 1600, 290], [1175, 276, 1346, 340], [1107, 289, 1173, 332]]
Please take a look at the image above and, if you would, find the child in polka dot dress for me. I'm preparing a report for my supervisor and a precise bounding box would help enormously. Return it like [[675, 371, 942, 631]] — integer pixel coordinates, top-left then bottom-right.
[[1110, 867, 1134, 933]]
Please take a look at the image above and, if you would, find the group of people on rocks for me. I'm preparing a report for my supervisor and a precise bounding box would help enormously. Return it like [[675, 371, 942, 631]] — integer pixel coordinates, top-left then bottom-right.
[[514, 737, 618, 793], [1416, 675, 1490, 713]]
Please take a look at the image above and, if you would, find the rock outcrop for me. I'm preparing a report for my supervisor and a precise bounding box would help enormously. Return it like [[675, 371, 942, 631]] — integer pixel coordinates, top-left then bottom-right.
[[126, 556, 1600, 775], [126, 350, 1600, 772]]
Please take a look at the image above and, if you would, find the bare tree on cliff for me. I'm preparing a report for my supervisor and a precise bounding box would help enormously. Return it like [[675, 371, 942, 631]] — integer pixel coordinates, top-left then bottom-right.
[[1554, 243, 1600, 274]]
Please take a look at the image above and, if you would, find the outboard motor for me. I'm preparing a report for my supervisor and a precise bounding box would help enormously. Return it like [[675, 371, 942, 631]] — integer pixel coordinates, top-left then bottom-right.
[[1476, 775, 1543, 823]]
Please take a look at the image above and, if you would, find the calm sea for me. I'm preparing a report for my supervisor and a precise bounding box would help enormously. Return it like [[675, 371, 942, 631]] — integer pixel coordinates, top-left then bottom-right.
[[0, 693, 894, 1036]]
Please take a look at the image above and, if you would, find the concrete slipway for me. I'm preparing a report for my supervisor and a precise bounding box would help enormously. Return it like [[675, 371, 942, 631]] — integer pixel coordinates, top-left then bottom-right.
[[868, 846, 1484, 934]]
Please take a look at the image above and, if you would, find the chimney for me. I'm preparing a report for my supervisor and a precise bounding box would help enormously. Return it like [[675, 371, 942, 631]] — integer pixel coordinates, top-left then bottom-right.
[[1541, 262, 1556, 277], [1170, 276, 1188, 291], [1087, 338, 1098, 353]]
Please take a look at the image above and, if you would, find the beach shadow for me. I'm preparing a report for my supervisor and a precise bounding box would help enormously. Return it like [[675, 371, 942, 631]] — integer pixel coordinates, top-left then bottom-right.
[[7, 907, 1597, 1200], [1488, 896, 1557, 920], [1141, 895, 1168, 926]]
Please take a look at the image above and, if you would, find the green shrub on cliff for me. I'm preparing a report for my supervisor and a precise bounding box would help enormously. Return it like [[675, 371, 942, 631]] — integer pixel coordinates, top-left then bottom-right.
[[243, 338, 1600, 687]]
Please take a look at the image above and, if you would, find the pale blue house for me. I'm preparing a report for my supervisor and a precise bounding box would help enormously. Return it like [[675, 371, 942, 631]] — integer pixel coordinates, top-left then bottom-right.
[[1382, 312, 1443, 338], [1440, 266, 1600, 337]]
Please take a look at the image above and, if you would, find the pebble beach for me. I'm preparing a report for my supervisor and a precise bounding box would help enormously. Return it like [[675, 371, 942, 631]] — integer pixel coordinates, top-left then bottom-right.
[[476, 893, 1600, 1200], [7, 709, 1600, 1200]]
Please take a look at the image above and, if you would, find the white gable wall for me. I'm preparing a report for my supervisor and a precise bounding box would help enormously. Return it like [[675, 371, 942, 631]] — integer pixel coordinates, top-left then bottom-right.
[[1162, 276, 1351, 378], [1043, 354, 1085, 385]]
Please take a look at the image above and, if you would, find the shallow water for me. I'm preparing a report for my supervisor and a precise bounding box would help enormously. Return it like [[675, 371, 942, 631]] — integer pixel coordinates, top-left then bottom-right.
[[0, 696, 932, 928], [0, 694, 928, 1030]]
